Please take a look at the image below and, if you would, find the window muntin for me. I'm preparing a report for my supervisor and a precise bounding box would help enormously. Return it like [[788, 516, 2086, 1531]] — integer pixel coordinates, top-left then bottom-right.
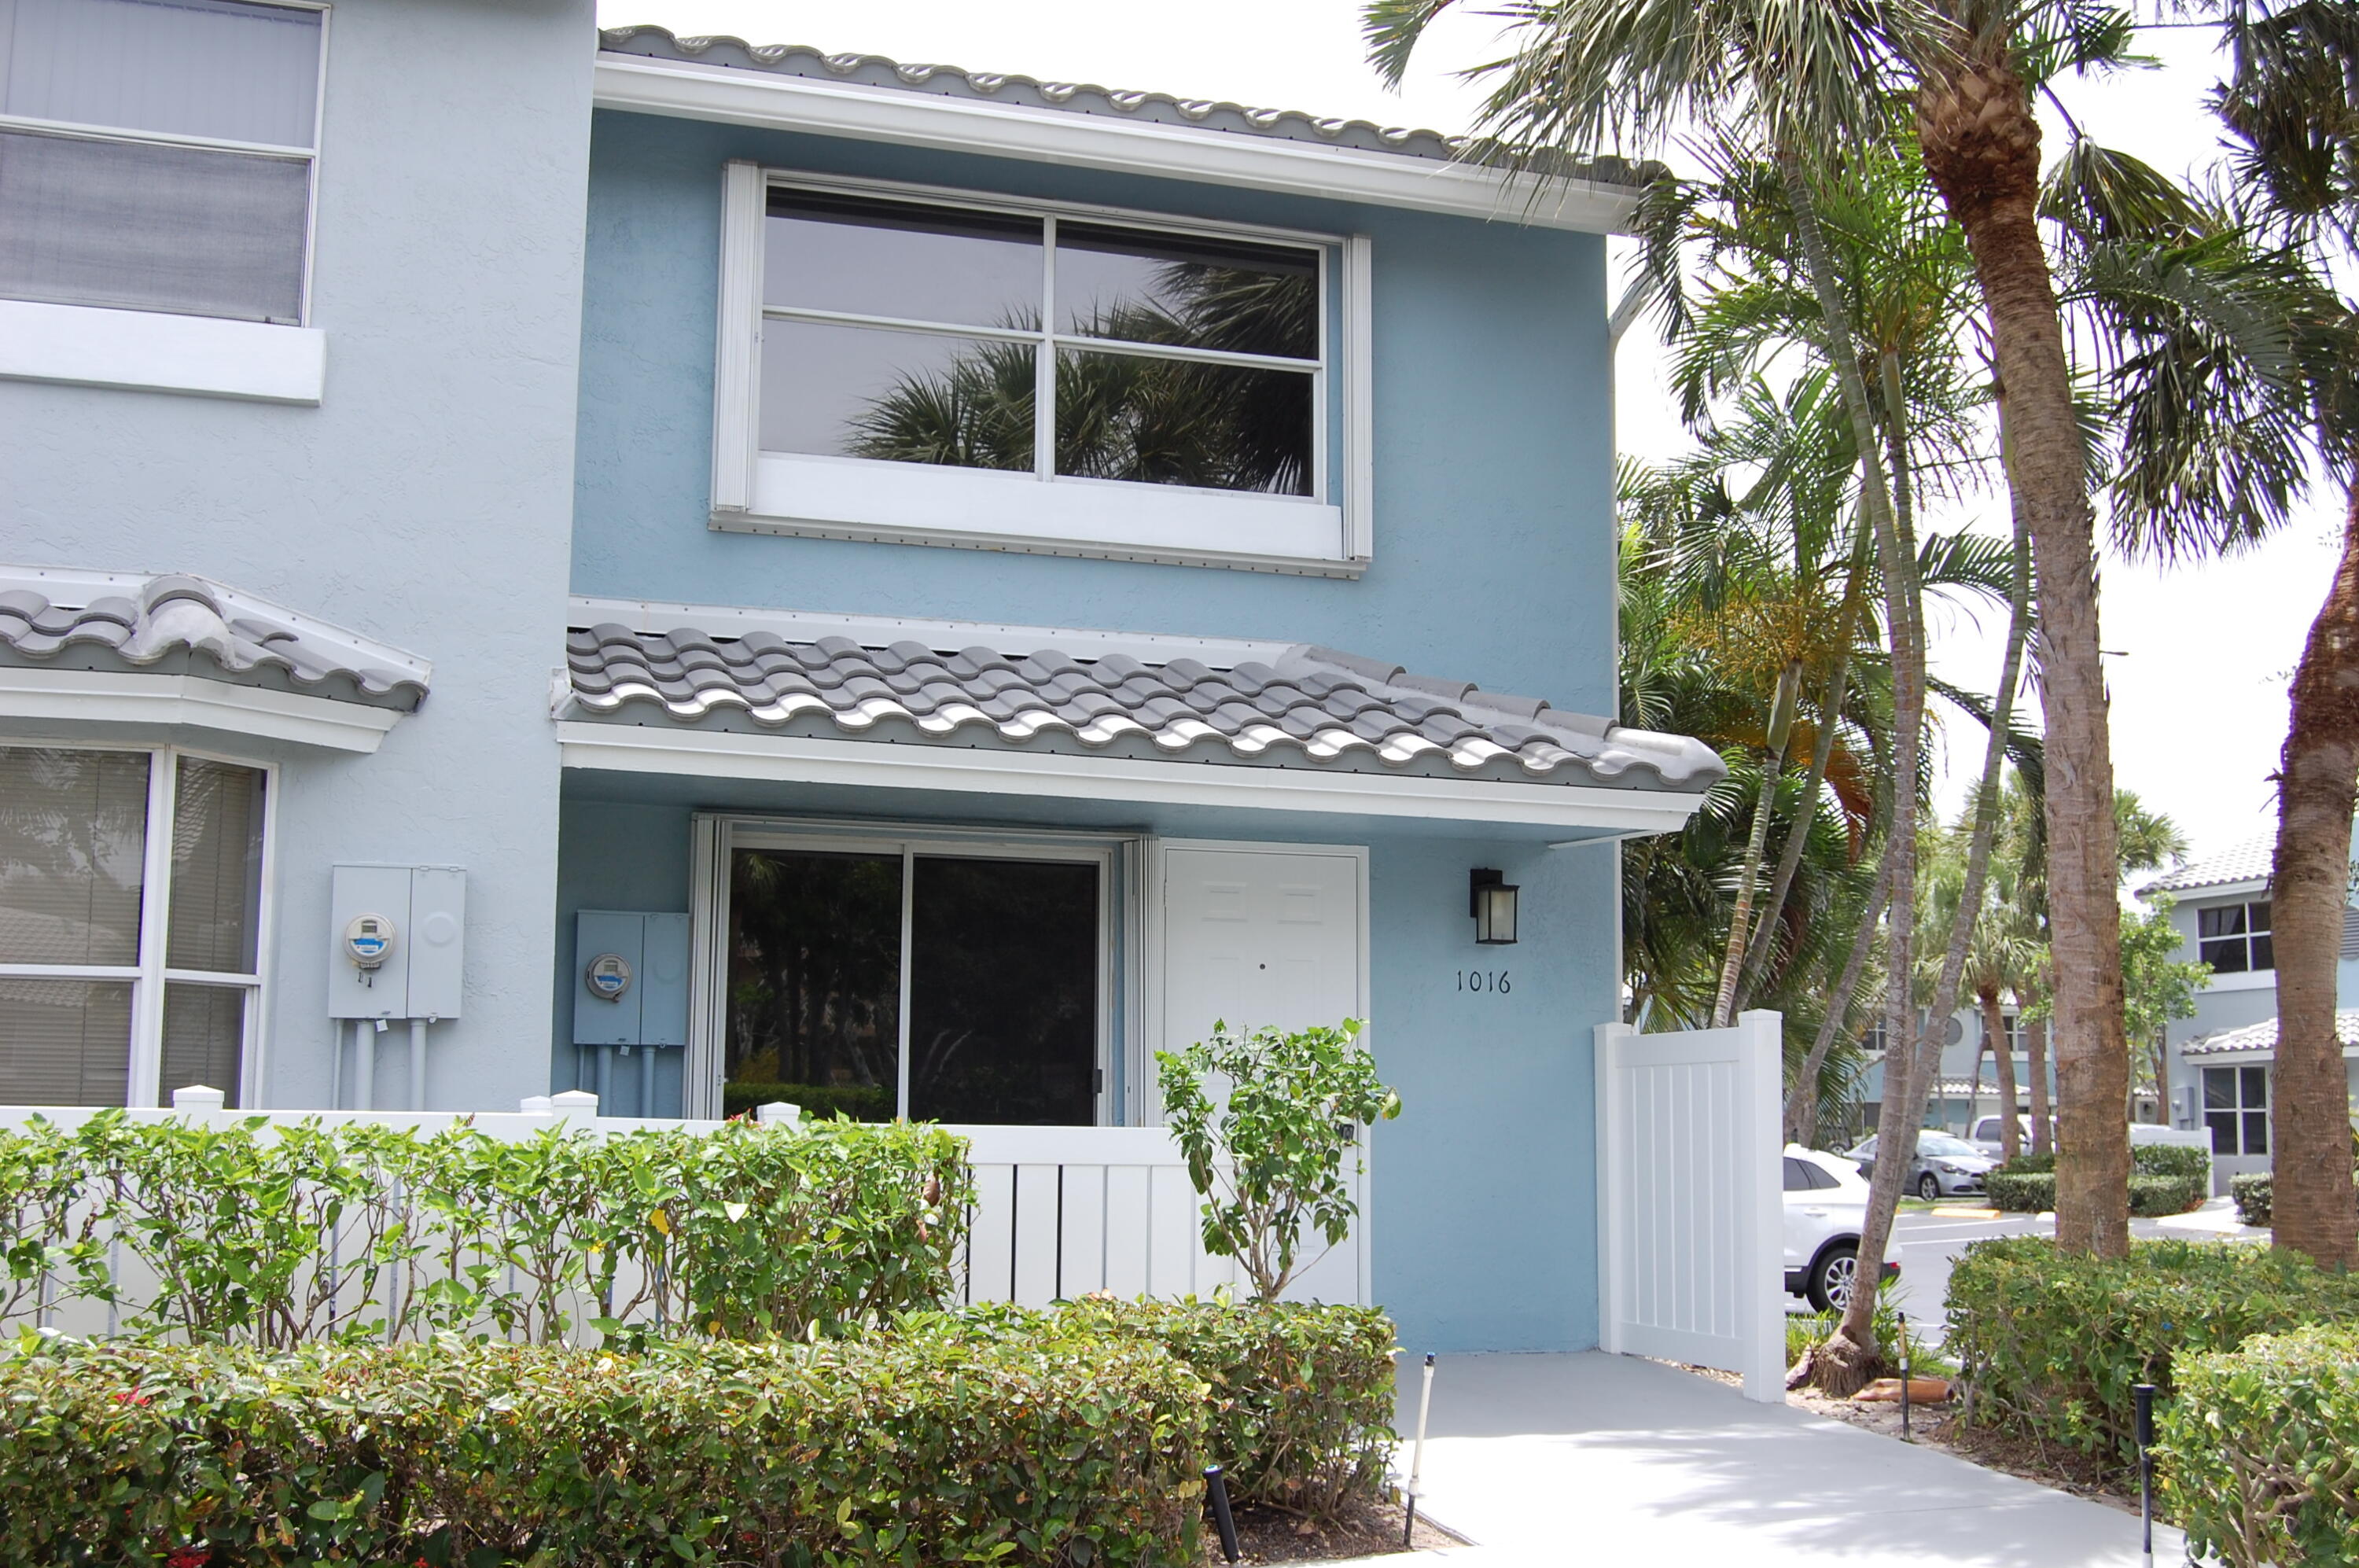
[[0, 0, 321, 324], [757, 185, 1323, 498], [719, 834, 1106, 1126], [2203, 1063, 2269, 1156], [2198, 900, 2273, 974], [0, 745, 269, 1107]]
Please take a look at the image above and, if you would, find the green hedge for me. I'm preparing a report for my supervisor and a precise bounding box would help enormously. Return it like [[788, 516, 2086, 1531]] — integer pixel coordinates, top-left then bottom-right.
[[913, 1297, 1397, 1516], [0, 1113, 970, 1345], [1947, 1236, 2359, 1470], [2158, 1325, 2359, 1568], [1983, 1143, 2207, 1216], [0, 1331, 1210, 1568], [2232, 1172, 2274, 1226]]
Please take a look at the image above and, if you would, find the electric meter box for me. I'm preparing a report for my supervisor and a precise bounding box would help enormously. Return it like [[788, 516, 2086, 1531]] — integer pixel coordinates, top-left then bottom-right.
[[573, 911, 689, 1047], [329, 865, 466, 1021]]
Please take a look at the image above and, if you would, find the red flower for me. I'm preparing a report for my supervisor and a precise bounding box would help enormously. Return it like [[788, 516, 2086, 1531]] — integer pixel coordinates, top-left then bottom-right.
[[164, 1548, 210, 1568], [112, 1389, 152, 1407]]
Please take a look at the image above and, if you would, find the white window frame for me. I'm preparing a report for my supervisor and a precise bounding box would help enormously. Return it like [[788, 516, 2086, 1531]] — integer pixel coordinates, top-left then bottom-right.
[[710, 164, 1375, 576], [2198, 898, 2274, 976], [2200, 1063, 2270, 1157], [686, 813, 1127, 1124], [0, 741, 279, 1108]]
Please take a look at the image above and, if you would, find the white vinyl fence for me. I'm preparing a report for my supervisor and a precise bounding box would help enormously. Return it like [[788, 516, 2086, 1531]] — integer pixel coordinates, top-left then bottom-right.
[[0, 1090, 1367, 1344], [1595, 1010, 1783, 1402]]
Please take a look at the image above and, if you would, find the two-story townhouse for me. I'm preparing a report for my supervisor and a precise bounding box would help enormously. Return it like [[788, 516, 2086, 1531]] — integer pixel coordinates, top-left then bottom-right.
[[2143, 837, 2359, 1190], [0, 6, 1724, 1355]]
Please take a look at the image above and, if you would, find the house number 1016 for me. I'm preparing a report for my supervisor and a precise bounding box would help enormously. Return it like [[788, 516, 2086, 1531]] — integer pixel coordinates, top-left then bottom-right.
[[1456, 970, 1511, 995]]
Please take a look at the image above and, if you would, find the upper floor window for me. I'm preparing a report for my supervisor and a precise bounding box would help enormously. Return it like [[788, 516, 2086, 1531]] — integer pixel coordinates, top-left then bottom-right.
[[2198, 900, 2273, 974], [0, 0, 323, 324], [0, 745, 270, 1108], [712, 167, 1374, 575]]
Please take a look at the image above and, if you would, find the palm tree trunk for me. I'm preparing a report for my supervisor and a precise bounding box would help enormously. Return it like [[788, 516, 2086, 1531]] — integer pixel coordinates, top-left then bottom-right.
[[1772, 149, 1923, 1393], [1983, 987, 2021, 1162], [1916, 52, 2129, 1257], [1713, 758, 1783, 1028], [1914, 392, 2035, 1151], [2027, 1014, 2052, 1157], [2269, 478, 2359, 1269], [1787, 847, 1897, 1147]]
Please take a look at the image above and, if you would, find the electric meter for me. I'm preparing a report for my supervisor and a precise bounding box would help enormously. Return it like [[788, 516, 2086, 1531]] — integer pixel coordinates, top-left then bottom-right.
[[344, 913, 396, 970], [584, 951, 634, 1002]]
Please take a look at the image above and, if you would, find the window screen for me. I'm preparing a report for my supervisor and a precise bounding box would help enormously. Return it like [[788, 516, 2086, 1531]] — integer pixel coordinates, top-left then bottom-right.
[[0, 0, 318, 322], [0, 745, 149, 966]]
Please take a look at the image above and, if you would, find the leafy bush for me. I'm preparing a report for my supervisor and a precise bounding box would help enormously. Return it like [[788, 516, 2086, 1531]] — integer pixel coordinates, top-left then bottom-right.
[[1156, 1019, 1399, 1300], [1984, 1169, 2055, 1213], [0, 1330, 1211, 1568], [2134, 1142, 2213, 1181], [2158, 1324, 2359, 1568], [2232, 1172, 2273, 1226], [1984, 1143, 2206, 1216], [0, 1113, 970, 1346], [1947, 1236, 2359, 1470], [916, 1297, 1397, 1518]]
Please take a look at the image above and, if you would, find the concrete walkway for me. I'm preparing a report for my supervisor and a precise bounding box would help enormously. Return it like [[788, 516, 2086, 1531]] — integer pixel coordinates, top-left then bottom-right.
[[1358, 1353, 2184, 1567]]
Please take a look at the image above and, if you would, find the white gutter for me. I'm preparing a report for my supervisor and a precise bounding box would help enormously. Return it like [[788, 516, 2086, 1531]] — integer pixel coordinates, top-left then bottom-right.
[[591, 56, 1644, 236]]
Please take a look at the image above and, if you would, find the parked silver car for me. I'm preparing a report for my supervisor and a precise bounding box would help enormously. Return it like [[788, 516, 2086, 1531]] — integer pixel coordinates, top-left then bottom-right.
[[1842, 1132, 1997, 1200]]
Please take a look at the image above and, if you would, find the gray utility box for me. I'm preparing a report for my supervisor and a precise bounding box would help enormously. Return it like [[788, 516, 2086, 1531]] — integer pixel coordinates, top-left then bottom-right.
[[328, 865, 466, 1021], [572, 911, 690, 1047]]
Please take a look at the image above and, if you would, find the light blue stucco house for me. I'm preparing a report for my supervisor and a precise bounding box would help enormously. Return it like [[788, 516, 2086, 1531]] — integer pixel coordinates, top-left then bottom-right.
[[0, 2, 1723, 1353], [2141, 837, 2359, 1191]]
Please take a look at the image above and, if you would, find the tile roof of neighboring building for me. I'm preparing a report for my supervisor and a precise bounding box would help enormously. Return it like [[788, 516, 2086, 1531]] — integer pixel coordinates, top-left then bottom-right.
[[2183, 1010, 2359, 1058], [0, 568, 429, 710], [597, 26, 1651, 188], [563, 618, 1724, 793], [2140, 835, 2273, 896]]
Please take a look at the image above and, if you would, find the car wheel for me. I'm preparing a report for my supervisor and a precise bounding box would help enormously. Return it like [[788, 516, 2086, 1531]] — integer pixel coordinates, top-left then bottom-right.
[[1917, 1172, 1941, 1202], [1809, 1243, 1860, 1313]]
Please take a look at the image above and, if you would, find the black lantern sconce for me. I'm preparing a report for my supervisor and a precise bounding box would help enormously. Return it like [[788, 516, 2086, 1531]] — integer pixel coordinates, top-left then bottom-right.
[[1470, 869, 1519, 944]]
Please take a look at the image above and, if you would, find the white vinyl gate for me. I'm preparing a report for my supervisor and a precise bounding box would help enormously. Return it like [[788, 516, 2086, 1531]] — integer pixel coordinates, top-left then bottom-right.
[[1595, 1010, 1783, 1402]]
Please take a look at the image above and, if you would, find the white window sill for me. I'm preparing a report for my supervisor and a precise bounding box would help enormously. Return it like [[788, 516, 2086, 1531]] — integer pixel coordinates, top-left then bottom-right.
[[0, 298, 325, 405], [2199, 967, 2275, 992], [716, 451, 1366, 578]]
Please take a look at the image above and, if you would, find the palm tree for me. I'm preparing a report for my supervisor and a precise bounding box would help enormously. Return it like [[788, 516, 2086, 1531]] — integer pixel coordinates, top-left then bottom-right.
[[1367, 0, 2163, 1267], [2103, 0, 2359, 1270]]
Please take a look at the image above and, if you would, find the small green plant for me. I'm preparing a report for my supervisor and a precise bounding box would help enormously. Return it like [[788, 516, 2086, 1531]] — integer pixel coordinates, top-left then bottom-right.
[[2160, 1324, 2359, 1568], [1156, 1018, 1400, 1301]]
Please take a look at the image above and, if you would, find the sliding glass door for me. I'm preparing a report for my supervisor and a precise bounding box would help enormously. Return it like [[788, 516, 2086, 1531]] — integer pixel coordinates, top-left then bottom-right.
[[719, 830, 1107, 1124]]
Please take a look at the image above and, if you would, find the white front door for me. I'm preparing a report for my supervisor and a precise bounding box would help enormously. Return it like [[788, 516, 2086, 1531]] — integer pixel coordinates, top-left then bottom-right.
[[1150, 841, 1369, 1303]]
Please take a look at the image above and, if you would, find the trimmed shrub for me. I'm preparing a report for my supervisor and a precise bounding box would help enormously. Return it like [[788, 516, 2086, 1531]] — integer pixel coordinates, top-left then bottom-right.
[[911, 1297, 1397, 1518], [0, 1330, 1210, 1568], [1, 1113, 970, 1345], [2158, 1324, 2359, 1568], [2134, 1142, 2213, 1182], [2232, 1172, 2273, 1226], [1985, 1169, 2055, 1213], [1984, 1144, 2207, 1216], [1946, 1236, 2359, 1470]]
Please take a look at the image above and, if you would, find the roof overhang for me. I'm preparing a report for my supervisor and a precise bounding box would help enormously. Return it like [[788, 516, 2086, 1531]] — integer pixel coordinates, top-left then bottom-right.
[[591, 53, 1643, 235], [555, 719, 1707, 833], [0, 665, 405, 753]]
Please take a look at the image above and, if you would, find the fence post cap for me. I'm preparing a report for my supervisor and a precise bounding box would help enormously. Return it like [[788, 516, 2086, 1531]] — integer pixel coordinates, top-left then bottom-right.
[[550, 1089, 600, 1123], [170, 1084, 227, 1113], [756, 1101, 801, 1127], [518, 1095, 554, 1114]]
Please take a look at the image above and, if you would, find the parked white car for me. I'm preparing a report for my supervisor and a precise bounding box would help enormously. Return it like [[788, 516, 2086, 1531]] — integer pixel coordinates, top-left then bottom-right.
[[1783, 1145, 1899, 1312], [1966, 1113, 2051, 1158]]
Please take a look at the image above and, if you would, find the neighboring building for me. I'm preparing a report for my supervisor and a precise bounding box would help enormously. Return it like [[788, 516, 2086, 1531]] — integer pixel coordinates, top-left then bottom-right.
[[0, 8, 1721, 1353], [1850, 1008, 2056, 1141], [2142, 836, 2359, 1188]]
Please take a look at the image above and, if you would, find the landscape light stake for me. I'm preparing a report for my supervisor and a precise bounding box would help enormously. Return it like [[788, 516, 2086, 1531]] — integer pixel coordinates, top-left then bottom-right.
[[1205, 1466, 1240, 1564], [1404, 1352, 1435, 1548], [1897, 1312, 1912, 1441], [2134, 1382, 2157, 1566]]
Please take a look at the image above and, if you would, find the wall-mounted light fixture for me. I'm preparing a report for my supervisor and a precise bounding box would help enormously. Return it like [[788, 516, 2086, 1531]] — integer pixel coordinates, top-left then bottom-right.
[[1470, 868, 1519, 944]]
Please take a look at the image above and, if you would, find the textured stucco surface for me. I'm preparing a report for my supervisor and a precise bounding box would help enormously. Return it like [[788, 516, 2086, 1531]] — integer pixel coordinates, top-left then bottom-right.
[[0, 0, 597, 1111]]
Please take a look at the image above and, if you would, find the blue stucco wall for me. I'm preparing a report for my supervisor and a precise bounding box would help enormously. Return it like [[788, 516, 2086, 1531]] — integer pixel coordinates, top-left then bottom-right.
[[573, 109, 1618, 712], [0, 0, 595, 1112]]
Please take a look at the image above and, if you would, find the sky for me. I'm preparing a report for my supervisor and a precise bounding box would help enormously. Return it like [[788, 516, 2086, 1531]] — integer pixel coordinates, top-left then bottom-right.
[[593, 0, 2342, 862]]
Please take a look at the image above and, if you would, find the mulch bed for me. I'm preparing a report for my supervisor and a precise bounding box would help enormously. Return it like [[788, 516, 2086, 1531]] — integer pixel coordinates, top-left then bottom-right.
[[1202, 1493, 1465, 1562]]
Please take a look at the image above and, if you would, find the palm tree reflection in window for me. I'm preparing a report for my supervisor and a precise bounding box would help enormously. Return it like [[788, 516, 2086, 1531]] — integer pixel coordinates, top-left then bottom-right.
[[846, 256, 1318, 496]]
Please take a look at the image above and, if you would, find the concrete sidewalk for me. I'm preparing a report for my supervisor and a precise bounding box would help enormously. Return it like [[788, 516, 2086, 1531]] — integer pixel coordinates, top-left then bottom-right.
[[1357, 1352, 2184, 1567]]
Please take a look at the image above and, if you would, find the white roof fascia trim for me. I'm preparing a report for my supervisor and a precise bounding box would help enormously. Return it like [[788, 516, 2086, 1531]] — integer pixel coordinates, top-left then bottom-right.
[[2169, 878, 2270, 900], [569, 594, 1296, 669], [591, 56, 1642, 235], [555, 720, 1706, 832], [0, 668, 403, 753]]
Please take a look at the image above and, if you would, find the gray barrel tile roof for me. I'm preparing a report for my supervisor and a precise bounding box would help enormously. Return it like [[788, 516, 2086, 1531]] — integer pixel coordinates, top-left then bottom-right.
[[0, 569, 430, 711], [564, 621, 1724, 793]]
